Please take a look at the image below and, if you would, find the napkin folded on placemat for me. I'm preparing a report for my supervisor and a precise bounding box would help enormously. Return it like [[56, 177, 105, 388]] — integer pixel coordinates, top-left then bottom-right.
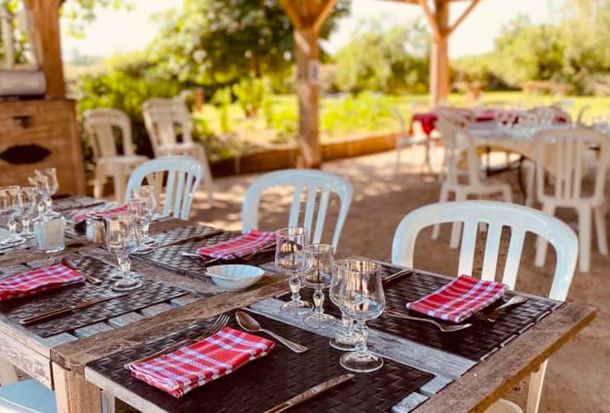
[[0, 264, 85, 301], [406, 275, 506, 323], [73, 204, 128, 224], [196, 230, 276, 260], [129, 327, 275, 398]]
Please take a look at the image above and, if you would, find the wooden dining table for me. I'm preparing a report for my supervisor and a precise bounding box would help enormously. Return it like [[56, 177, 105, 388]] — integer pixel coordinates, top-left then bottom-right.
[[0, 196, 596, 413]]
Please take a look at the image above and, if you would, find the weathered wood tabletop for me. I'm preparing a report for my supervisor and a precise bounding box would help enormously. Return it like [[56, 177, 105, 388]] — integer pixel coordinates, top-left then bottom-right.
[[0, 197, 597, 413]]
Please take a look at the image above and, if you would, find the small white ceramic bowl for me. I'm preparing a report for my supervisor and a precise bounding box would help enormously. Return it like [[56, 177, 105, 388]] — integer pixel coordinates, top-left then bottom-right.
[[205, 264, 265, 291]]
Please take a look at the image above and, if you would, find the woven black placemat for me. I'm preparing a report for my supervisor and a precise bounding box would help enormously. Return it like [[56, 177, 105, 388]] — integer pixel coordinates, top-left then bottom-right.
[[88, 311, 434, 413], [0, 254, 189, 338], [136, 231, 276, 281], [148, 224, 222, 247], [287, 267, 560, 361]]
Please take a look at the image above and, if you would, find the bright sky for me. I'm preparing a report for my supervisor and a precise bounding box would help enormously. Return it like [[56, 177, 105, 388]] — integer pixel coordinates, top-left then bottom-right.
[[61, 0, 560, 61]]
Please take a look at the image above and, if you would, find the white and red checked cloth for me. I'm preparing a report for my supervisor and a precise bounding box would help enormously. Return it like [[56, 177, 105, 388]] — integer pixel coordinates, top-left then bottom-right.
[[196, 230, 276, 260], [406, 275, 506, 323], [73, 204, 129, 224], [0, 264, 85, 302], [129, 327, 275, 398]]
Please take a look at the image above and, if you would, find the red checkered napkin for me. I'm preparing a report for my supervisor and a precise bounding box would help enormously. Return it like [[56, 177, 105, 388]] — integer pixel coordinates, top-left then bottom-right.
[[196, 230, 276, 260], [0, 264, 85, 301], [129, 327, 275, 398], [406, 275, 506, 323], [73, 204, 128, 224]]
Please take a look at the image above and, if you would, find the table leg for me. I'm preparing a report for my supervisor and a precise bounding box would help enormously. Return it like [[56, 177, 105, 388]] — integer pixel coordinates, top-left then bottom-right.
[[53, 362, 103, 413]]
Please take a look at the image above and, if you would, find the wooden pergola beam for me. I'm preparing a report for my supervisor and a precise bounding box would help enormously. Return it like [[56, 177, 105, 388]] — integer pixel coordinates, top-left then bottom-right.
[[417, 0, 441, 41], [313, 0, 338, 33], [447, 0, 481, 35]]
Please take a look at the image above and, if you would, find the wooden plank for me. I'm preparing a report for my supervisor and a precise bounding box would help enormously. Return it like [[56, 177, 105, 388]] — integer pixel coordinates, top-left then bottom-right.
[[51, 277, 287, 373], [107, 312, 146, 328], [140, 303, 175, 318], [413, 304, 596, 413], [74, 322, 114, 338], [53, 362, 103, 413], [0, 324, 52, 387], [447, 0, 481, 35], [249, 298, 474, 379]]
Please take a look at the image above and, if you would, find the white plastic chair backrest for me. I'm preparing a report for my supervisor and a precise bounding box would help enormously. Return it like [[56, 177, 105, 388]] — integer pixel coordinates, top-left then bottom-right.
[[125, 156, 203, 220], [142, 98, 193, 155], [436, 108, 481, 186], [534, 128, 609, 205], [391, 201, 578, 300], [242, 169, 353, 251], [528, 106, 572, 125], [83, 108, 135, 160]]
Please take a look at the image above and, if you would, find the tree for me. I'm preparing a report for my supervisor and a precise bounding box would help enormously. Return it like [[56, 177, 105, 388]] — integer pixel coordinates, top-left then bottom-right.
[[148, 0, 348, 85], [332, 19, 429, 94]]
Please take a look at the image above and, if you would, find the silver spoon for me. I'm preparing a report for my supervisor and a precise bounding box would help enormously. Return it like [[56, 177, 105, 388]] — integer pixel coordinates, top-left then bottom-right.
[[235, 311, 309, 353], [386, 310, 472, 333]]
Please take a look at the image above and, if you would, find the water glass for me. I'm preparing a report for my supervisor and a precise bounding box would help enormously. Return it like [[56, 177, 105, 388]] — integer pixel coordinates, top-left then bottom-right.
[[19, 186, 38, 238], [0, 186, 26, 247], [302, 244, 336, 329], [105, 214, 143, 292], [275, 227, 311, 315], [335, 258, 385, 373], [328, 259, 358, 351], [129, 186, 157, 245]]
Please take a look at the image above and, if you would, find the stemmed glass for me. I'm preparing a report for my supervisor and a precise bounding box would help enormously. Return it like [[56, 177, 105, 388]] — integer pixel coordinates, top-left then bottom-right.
[[35, 168, 59, 216], [302, 244, 336, 329], [0, 186, 26, 247], [129, 186, 157, 245], [19, 186, 38, 239], [335, 258, 385, 373], [105, 213, 143, 291], [275, 227, 312, 315], [328, 259, 358, 351]]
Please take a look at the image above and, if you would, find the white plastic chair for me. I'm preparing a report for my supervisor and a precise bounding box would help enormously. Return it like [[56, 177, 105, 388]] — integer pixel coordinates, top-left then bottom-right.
[[242, 169, 353, 251], [125, 156, 203, 220], [533, 128, 609, 273], [84, 108, 148, 202], [142, 98, 213, 202], [434, 109, 513, 248], [394, 105, 440, 175], [392, 200, 578, 413]]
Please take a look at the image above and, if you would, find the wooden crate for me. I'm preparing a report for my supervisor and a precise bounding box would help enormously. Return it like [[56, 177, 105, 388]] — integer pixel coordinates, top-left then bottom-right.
[[0, 98, 85, 194]]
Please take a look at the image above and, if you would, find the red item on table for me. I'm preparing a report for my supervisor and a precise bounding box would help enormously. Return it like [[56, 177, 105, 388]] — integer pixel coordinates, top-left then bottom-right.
[[129, 327, 275, 398], [0, 264, 85, 301], [196, 230, 276, 260], [73, 204, 129, 224], [406, 275, 506, 323]]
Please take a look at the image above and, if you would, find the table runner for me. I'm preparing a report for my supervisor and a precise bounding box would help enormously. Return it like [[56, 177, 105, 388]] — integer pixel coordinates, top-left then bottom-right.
[[88, 311, 435, 413]]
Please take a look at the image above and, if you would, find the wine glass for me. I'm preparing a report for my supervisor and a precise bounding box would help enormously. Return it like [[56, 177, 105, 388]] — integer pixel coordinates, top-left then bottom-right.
[[19, 186, 38, 239], [275, 227, 311, 315], [302, 244, 336, 329], [105, 213, 143, 291], [129, 186, 157, 245], [0, 186, 26, 247], [335, 258, 385, 373], [35, 168, 59, 216], [328, 259, 358, 351]]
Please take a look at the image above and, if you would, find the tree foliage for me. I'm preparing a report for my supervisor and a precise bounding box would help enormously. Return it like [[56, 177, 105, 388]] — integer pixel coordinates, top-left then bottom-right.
[[332, 19, 429, 94], [148, 0, 348, 85]]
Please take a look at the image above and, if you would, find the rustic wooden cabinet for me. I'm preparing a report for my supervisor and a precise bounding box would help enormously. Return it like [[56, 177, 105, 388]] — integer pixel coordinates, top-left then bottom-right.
[[0, 98, 86, 194]]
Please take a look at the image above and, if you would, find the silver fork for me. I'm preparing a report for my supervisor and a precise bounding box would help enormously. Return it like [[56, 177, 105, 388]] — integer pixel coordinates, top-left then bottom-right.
[[472, 295, 528, 323], [123, 313, 230, 369], [386, 310, 472, 333]]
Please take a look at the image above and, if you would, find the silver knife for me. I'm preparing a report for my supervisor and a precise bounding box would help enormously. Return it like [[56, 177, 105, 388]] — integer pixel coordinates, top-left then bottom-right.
[[263, 374, 355, 413]]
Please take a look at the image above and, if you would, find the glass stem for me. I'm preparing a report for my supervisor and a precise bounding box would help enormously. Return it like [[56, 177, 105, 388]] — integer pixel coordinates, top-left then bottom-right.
[[44, 196, 52, 213], [21, 215, 31, 234], [289, 274, 302, 304], [117, 252, 132, 280], [341, 313, 354, 336], [7, 214, 19, 238], [143, 221, 151, 240], [355, 320, 368, 355], [313, 288, 324, 315]]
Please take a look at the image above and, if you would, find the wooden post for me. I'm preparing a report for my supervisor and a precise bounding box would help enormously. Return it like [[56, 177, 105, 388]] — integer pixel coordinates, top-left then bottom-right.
[[429, 0, 449, 108], [280, 0, 336, 168], [25, 0, 65, 98]]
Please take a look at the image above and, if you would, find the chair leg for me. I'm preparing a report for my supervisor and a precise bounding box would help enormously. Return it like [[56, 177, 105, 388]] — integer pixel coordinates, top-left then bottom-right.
[[578, 206, 592, 273], [535, 203, 556, 267], [524, 161, 535, 207], [112, 170, 127, 204], [0, 357, 18, 385], [501, 185, 513, 204], [93, 165, 106, 199], [526, 360, 549, 413], [394, 143, 403, 176], [594, 205, 608, 255], [432, 184, 450, 240], [102, 390, 116, 413]]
